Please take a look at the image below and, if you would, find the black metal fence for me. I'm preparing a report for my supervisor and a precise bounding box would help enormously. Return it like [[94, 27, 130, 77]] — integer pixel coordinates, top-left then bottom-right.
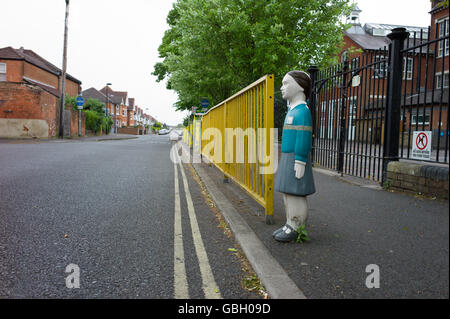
[[400, 25, 449, 163], [308, 27, 449, 183]]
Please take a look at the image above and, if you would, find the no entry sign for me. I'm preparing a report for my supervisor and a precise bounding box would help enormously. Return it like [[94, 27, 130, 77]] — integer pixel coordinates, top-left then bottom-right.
[[411, 131, 432, 160]]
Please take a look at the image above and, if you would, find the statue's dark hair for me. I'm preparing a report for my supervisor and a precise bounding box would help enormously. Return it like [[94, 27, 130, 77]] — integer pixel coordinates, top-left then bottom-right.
[[287, 70, 312, 98]]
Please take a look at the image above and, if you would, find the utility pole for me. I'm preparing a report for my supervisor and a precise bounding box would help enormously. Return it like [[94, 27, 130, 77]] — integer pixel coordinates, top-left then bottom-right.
[[59, 0, 70, 138]]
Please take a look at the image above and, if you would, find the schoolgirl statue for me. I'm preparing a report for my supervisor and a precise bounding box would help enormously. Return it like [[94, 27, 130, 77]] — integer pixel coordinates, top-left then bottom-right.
[[273, 70, 316, 242]]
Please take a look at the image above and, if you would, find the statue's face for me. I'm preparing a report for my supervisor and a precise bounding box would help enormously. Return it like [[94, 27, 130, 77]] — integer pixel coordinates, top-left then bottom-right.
[[280, 74, 304, 101]]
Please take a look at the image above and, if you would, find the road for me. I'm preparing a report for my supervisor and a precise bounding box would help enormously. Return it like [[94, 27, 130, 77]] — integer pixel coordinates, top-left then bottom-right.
[[0, 135, 260, 299]]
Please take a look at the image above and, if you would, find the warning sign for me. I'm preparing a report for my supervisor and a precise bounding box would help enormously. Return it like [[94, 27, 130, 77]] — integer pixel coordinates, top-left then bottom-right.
[[411, 131, 432, 160]]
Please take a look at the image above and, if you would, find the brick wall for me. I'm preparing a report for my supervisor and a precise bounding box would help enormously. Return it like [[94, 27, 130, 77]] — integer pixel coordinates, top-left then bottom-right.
[[117, 126, 149, 135], [23, 62, 59, 88], [0, 59, 23, 82], [386, 161, 449, 199], [69, 109, 86, 137], [118, 127, 140, 135], [0, 82, 59, 137], [65, 78, 80, 96], [2, 60, 80, 96]]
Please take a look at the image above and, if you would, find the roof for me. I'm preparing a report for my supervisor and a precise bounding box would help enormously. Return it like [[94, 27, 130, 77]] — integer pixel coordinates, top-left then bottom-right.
[[364, 23, 428, 35], [345, 32, 390, 50], [23, 77, 61, 98], [128, 98, 135, 110], [81, 87, 107, 103], [0, 46, 82, 84], [345, 23, 430, 52], [100, 87, 127, 105], [107, 93, 124, 105]]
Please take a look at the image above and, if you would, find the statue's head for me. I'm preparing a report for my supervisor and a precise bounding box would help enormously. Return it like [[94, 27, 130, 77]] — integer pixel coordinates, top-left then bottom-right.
[[281, 71, 311, 102]]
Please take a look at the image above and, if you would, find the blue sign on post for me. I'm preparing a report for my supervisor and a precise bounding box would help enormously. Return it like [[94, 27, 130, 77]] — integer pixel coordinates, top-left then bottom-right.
[[201, 98, 210, 108], [76, 96, 85, 109], [201, 98, 210, 113]]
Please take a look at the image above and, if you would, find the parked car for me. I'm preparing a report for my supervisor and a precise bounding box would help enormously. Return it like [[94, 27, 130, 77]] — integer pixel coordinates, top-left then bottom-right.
[[158, 129, 169, 135]]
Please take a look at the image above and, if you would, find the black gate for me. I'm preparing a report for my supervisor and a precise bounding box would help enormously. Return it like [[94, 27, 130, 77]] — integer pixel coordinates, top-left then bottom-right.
[[308, 27, 449, 183]]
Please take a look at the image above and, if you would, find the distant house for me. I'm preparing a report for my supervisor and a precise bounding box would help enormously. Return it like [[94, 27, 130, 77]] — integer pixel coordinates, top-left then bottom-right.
[[0, 46, 81, 97], [100, 87, 128, 131], [0, 46, 83, 138], [127, 98, 136, 127]]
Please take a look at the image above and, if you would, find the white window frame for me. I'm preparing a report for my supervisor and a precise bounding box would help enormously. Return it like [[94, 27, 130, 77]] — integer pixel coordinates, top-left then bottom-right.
[[0, 62, 7, 81], [437, 17, 449, 57], [350, 57, 360, 71], [403, 57, 414, 80], [348, 96, 358, 116], [374, 55, 388, 78], [436, 71, 449, 89], [411, 109, 431, 126]]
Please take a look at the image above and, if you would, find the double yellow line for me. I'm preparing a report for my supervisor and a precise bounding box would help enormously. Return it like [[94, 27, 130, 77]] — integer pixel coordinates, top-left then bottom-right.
[[172, 147, 222, 299]]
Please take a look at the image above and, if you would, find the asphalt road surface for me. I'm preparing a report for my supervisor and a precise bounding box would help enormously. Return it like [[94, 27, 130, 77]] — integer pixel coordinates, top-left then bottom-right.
[[0, 135, 260, 299]]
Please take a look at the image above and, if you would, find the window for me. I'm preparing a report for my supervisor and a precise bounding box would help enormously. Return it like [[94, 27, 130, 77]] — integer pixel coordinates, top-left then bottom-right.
[[436, 72, 449, 89], [411, 110, 430, 125], [341, 50, 348, 63], [350, 57, 360, 71], [374, 56, 388, 78], [437, 17, 449, 57], [403, 57, 414, 80], [0, 63, 6, 81], [348, 96, 358, 115]]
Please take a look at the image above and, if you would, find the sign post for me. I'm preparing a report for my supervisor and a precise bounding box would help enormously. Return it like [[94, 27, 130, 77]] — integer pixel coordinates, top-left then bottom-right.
[[201, 98, 210, 113], [76, 96, 85, 137], [411, 131, 432, 161]]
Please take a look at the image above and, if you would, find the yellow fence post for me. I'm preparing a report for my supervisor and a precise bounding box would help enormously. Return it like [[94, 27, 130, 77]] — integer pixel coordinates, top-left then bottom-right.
[[199, 75, 275, 224], [264, 75, 275, 225]]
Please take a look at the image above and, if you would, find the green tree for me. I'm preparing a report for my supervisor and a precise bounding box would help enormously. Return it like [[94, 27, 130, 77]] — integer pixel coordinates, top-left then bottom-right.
[[83, 98, 106, 114], [64, 95, 77, 110], [153, 0, 353, 112]]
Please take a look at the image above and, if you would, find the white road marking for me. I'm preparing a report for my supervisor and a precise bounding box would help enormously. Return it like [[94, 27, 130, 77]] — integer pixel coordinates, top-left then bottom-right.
[[173, 148, 189, 299], [175, 149, 222, 299]]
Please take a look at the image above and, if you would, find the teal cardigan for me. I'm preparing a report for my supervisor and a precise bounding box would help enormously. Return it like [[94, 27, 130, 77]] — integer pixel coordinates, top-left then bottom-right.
[[280, 103, 313, 163]]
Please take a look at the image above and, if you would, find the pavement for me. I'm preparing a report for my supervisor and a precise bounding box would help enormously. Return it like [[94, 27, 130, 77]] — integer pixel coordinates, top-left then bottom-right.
[[185, 144, 449, 299], [0, 133, 140, 144]]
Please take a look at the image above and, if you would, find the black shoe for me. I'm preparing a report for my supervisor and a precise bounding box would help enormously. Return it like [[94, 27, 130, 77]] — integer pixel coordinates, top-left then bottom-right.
[[274, 225, 298, 242], [272, 225, 287, 238]]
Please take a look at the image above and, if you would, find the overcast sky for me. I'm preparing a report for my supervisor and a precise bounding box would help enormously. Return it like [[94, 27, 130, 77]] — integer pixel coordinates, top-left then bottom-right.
[[0, 0, 432, 126]]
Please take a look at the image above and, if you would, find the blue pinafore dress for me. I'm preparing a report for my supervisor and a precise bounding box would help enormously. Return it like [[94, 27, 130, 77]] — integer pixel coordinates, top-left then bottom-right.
[[274, 103, 316, 196]]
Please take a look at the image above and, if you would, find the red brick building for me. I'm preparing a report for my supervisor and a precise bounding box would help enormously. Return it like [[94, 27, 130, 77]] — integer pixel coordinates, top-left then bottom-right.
[[127, 98, 136, 127], [330, 1, 448, 143], [100, 87, 129, 131], [0, 46, 83, 138]]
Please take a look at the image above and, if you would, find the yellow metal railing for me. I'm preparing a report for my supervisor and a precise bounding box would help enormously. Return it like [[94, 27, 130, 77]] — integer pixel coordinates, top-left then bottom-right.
[[183, 123, 194, 147], [201, 75, 275, 223]]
